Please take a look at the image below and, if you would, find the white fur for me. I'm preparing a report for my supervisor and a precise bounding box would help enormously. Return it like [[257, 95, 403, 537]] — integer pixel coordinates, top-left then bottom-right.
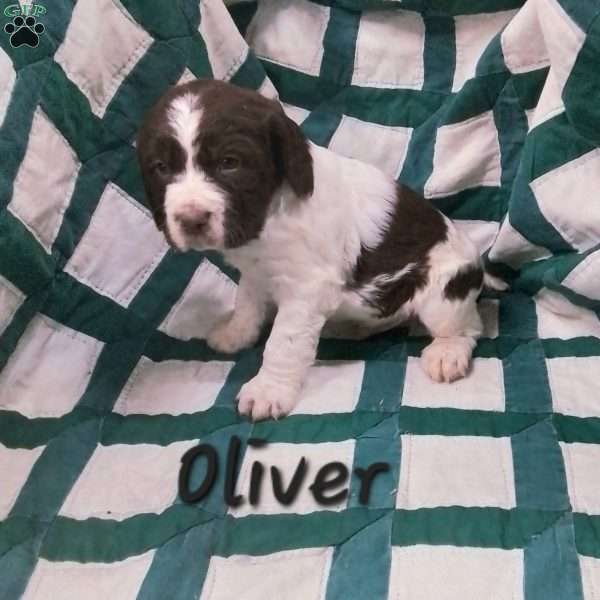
[[164, 95, 227, 251], [207, 272, 269, 354], [355, 263, 416, 302], [167, 94, 200, 157], [216, 144, 484, 419], [421, 336, 476, 383]]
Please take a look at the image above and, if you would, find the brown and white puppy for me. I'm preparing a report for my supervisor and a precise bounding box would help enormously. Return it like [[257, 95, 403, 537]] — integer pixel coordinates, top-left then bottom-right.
[[137, 79, 501, 421]]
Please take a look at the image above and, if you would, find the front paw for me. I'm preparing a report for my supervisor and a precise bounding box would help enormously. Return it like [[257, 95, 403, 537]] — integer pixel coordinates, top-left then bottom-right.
[[421, 337, 474, 383], [237, 375, 299, 421], [207, 318, 258, 354]]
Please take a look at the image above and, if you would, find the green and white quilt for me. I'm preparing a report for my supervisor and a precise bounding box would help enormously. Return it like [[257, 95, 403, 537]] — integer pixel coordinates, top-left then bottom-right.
[[1, 0, 600, 598]]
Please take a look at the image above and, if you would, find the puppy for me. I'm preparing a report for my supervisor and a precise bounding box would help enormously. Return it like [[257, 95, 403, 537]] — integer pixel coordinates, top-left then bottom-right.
[[137, 79, 497, 421]]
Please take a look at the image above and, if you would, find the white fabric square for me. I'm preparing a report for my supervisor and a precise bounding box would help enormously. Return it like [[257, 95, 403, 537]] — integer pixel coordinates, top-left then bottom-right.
[[537, 302, 600, 339], [64, 183, 168, 307], [425, 111, 501, 198], [247, 0, 329, 76], [389, 545, 524, 600], [200, 0, 249, 80], [258, 77, 279, 100], [453, 220, 499, 255], [0, 47, 15, 128], [291, 360, 364, 415], [55, 0, 152, 117], [159, 261, 236, 341], [114, 356, 233, 416], [177, 68, 196, 86], [580, 555, 600, 600], [352, 10, 425, 89], [8, 108, 80, 252], [230, 441, 354, 516], [453, 10, 517, 91], [60, 440, 195, 520], [562, 249, 600, 302], [489, 219, 552, 270], [0, 274, 25, 337], [0, 315, 103, 418], [530, 149, 600, 252], [282, 103, 310, 125], [396, 435, 516, 508], [200, 548, 333, 600], [403, 357, 504, 411], [329, 115, 411, 178], [549, 357, 600, 418], [0, 443, 44, 519], [537, 0, 585, 99], [23, 552, 155, 600], [561, 442, 600, 514], [501, 1, 549, 74], [536, 290, 600, 340]]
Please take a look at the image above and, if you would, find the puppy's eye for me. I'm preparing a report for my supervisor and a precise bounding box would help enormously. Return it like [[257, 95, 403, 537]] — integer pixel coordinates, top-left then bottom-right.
[[151, 160, 169, 176], [218, 156, 240, 173]]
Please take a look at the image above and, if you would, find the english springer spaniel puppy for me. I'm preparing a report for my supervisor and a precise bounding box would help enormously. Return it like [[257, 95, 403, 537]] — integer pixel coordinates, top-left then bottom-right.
[[137, 79, 503, 421]]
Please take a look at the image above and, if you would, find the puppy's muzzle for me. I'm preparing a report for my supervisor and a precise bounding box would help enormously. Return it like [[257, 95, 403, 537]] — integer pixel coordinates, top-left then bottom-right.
[[174, 207, 212, 236]]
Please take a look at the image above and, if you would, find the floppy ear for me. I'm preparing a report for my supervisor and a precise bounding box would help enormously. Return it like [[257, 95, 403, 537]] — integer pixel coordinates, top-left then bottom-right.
[[136, 136, 166, 232], [144, 180, 166, 232], [268, 108, 314, 198]]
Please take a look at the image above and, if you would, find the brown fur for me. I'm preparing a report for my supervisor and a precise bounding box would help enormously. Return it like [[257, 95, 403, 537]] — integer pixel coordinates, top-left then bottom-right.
[[444, 265, 484, 300], [349, 184, 448, 318]]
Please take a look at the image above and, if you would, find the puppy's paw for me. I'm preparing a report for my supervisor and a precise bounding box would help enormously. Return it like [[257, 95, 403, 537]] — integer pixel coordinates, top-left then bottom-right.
[[207, 317, 258, 354], [421, 337, 474, 383], [237, 375, 299, 421]]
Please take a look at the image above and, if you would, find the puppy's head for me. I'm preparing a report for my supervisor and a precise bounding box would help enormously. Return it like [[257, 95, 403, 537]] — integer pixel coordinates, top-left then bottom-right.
[[136, 79, 313, 251]]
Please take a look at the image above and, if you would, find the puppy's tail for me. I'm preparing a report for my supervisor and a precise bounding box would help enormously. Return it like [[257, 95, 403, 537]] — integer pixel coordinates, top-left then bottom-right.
[[483, 272, 509, 292]]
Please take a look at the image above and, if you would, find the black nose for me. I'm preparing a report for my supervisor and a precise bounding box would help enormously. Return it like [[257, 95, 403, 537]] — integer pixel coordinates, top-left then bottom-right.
[[175, 210, 211, 235]]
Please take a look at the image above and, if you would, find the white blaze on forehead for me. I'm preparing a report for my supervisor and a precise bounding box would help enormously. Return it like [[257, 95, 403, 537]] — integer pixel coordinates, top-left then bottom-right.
[[163, 91, 227, 251], [167, 92, 203, 167]]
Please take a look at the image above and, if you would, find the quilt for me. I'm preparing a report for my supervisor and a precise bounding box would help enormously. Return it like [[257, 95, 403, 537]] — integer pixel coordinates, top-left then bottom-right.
[[1, 0, 600, 598]]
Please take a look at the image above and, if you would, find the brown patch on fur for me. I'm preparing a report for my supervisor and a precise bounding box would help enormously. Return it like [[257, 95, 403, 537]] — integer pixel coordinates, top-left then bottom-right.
[[136, 79, 314, 248], [350, 184, 448, 318], [444, 265, 484, 300]]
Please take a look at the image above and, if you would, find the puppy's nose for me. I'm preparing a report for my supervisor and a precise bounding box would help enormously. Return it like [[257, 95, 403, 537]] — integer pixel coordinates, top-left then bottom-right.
[[175, 209, 211, 235]]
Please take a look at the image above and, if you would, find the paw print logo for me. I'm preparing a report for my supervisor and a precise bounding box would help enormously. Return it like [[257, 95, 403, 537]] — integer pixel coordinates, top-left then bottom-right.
[[4, 16, 45, 48]]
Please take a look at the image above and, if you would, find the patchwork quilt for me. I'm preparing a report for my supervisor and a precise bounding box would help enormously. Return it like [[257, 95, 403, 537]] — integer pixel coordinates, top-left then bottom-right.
[[1, 0, 600, 598]]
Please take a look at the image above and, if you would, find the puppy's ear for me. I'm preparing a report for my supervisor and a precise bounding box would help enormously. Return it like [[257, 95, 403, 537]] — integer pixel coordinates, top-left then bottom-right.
[[142, 177, 166, 232], [268, 107, 314, 198], [136, 137, 166, 232], [149, 201, 166, 232]]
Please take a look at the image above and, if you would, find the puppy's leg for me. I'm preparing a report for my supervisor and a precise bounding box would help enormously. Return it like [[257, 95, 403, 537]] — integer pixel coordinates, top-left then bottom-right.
[[237, 300, 328, 421], [207, 273, 268, 354], [418, 292, 483, 383]]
